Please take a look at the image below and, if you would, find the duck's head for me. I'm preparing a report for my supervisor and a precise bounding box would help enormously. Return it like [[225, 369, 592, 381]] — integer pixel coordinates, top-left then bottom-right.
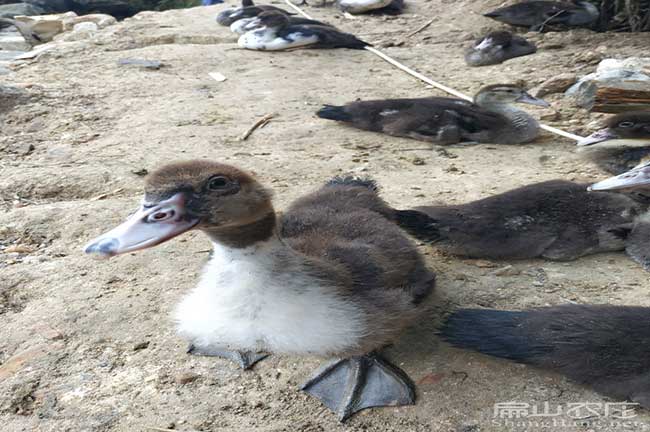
[[254, 11, 289, 29], [473, 31, 511, 50], [578, 112, 650, 147], [474, 84, 549, 107], [84, 161, 273, 259], [589, 161, 650, 192]]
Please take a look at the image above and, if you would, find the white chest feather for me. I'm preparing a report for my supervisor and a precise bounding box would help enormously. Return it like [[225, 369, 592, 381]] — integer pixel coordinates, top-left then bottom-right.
[[174, 239, 365, 356], [238, 27, 319, 51]]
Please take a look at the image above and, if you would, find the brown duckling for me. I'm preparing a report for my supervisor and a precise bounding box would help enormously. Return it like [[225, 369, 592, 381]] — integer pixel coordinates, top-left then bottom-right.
[[395, 180, 649, 265], [85, 161, 435, 422], [317, 84, 549, 145], [237, 11, 369, 51], [465, 31, 537, 67], [484, 1, 599, 31], [441, 305, 650, 408], [578, 111, 650, 175]]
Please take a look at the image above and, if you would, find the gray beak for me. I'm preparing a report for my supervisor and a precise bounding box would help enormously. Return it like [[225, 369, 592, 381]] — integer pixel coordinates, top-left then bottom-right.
[[84, 193, 199, 259], [589, 162, 650, 191], [577, 128, 619, 147], [515, 92, 550, 107]]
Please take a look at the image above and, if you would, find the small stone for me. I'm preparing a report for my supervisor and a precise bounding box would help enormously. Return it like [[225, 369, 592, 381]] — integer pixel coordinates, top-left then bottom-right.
[[473, 260, 498, 268], [132, 341, 150, 351], [531, 73, 578, 97], [174, 372, 199, 384], [4, 244, 35, 253], [118, 58, 164, 70], [132, 168, 148, 176], [412, 157, 426, 165], [490, 265, 521, 276]]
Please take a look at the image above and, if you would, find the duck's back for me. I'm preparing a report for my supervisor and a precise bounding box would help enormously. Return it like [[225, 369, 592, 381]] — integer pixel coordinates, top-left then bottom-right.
[[410, 180, 643, 259], [280, 178, 434, 351]]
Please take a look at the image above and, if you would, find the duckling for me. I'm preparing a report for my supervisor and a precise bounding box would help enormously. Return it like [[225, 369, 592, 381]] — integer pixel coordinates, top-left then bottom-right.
[[395, 180, 647, 262], [85, 161, 435, 421], [238, 11, 369, 51], [484, 1, 599, 31], [337, 0, 404, 15], [317, 84, 549, 145], [578, 111, 650, 175], [441, 304, 650, 408], [216, 0, 293, 26], [230, 14, 331, 35], [465, 31, 536, 67]]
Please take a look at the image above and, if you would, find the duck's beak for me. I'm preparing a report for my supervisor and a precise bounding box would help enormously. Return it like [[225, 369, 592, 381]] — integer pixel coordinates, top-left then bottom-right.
[[577, 128, 618, 146], [589, 163, 650, 191], [515, 92, 550, 107], [84, 193, 199, 259]]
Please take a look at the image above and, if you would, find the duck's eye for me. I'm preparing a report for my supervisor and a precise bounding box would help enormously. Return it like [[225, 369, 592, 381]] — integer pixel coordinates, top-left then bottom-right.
[[207, 176, 230, 190], [619, 121, 634, 128]]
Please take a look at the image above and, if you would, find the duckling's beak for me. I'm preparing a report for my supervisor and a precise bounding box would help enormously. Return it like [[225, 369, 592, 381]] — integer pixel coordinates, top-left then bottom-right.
[[84, 193, 199, 259], [515, 92, 550, 107], [589, 163, 650, 191], [577, 128, 618, 146]]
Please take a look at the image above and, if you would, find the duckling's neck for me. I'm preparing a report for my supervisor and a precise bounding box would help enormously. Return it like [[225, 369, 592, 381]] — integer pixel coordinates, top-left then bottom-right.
[[203, 212, 278, 249], [478, 101, 539, 144]]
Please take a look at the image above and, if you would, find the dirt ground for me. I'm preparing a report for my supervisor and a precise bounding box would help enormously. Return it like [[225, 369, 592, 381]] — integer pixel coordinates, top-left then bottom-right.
[[2, 1, 650, 431]]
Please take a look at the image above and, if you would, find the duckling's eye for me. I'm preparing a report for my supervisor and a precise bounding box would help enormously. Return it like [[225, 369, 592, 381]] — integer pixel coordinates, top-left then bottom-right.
[[619, 121, 634, 128], [207, 176, 230, 190]]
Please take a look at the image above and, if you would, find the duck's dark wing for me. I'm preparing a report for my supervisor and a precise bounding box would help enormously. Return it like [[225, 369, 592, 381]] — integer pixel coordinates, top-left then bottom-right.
[[397, 180, 641, 259], [319, 97, 509, 144], [282, 25, 369, 49], [288, 17, 333, 27], [440, 305, 650, 408], [367, 0, 404, 15], [217, 5, 293, 25], [484, 1, 571, 27], [280, 177, 434, 305]]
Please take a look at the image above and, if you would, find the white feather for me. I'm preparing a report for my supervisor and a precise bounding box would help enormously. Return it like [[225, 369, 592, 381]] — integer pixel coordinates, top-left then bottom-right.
[[238, 28, 319, 51], [174, 238, 366, 356]]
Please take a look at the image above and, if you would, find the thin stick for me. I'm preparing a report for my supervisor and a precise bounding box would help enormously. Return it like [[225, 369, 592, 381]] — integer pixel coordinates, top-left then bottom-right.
[[282, 0, 585, 142], [239, 113, 276, 141], [406, 19, 434, 38]]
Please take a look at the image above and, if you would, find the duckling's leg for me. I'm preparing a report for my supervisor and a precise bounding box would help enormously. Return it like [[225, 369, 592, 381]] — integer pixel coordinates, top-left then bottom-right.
[[187, 344, 269, 370], [301, 352, 415, 422]]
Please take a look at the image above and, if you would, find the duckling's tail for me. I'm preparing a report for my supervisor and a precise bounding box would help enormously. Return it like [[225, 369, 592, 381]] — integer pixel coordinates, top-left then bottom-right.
[[440, 305, 650, 396], [394, 209, 443, 243], [316, 105, 352, 122]]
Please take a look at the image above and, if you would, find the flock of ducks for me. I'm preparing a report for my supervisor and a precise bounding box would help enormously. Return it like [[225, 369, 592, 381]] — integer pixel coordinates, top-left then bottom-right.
[[83, 0, 650, 423]]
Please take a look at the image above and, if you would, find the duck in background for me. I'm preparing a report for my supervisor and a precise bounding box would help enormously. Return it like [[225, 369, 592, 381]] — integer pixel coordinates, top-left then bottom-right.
[[337, 0, 404, 15], [84, 161, 436, 422], [578, 111, 650, 175], [230, 14, 331, 34], [238, 11, 369, 50], [317, 84, 549, 144], [216, 0, 293, 26], [484, 1, 599, 31], [440, 304, 650, 409], [394, 179, 650, 268], [465, 31, 536, 66]]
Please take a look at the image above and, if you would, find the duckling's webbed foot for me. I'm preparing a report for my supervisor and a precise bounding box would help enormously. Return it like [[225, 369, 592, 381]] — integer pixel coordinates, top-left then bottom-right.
[[187, 344, 269, 370], [301, 352, 415, 422]]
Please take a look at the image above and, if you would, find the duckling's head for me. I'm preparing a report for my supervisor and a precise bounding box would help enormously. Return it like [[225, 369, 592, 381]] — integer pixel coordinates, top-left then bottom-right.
[[474, 84, 549, 107], [255, 11, 289, 28], [85, 160, 273, 258], [578, 112, 650, 147], [473, 31, 512, 51]]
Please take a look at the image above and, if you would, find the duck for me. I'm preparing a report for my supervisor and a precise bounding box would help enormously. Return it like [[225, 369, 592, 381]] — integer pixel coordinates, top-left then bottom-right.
[[216, 0, 293, 26], [84, 160, 436, 421], [317, 84, 549, 145], [394, 179, 650, 265], [577, 111, 650, 175], [484, 1, 599, 31], [440, 304, 650, 408], [238, 11, 369, 51], [230, 14, 331, 35], [465, 30, 536, 67], [337, 0, 404, 15]]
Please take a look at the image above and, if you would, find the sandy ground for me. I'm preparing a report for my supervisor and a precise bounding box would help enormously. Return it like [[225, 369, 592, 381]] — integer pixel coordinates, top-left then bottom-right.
[[2, 1, 650, 431]]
